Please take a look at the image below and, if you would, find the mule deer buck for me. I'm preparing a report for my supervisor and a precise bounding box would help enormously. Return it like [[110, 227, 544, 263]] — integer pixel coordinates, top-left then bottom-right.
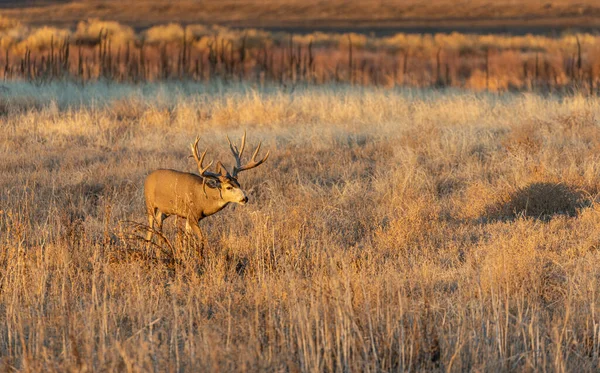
[[144, 132, 269, 245]]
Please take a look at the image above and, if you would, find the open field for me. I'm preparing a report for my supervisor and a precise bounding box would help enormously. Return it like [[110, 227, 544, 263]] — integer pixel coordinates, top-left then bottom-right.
[[1, 83, 600, 371], [2, 0, 600, 32]]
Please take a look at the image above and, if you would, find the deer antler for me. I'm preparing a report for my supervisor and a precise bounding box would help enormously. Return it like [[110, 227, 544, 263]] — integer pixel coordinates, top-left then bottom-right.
[[190, 136, 223, 180], [227, 131, 270, 177]]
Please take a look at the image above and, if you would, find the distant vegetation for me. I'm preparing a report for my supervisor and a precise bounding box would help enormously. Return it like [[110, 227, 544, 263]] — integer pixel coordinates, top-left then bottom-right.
[[0, 17, 600, 92]]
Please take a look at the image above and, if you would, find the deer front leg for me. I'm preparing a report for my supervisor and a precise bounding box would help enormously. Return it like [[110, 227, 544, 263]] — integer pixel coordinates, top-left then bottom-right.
[[185, 218, 203, 240], [155, 212, 165, 233]]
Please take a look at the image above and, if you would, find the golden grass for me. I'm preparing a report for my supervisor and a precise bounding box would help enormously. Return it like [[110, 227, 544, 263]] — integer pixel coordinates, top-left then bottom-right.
[[1, 83, 600, 371]]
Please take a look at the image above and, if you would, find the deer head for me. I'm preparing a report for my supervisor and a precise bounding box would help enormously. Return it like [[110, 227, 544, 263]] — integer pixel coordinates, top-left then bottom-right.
[[191, 131, 269, 205]]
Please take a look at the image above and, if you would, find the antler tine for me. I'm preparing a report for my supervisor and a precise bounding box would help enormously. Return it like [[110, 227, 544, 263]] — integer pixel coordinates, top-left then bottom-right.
[[190, 136, 221, 180], [239, 130, 246, 159], [249, 142, 269, 165], [251, 142, 262, 160], [198, 149, 214, 174], [226, 134, 240, 160], [190, 136, 201, 160], [226, 131, 247, 173], [232, 138, 270, 177]]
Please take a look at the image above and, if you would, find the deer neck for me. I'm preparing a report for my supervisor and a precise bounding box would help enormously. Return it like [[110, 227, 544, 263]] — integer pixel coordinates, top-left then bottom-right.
[[202, 185, 231, 215]]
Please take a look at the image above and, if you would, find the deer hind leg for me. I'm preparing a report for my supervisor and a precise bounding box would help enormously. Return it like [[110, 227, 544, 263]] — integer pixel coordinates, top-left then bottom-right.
[[146, 208, 166, 242], [185, 218, 206, 259], [146, 208, 156, 242]]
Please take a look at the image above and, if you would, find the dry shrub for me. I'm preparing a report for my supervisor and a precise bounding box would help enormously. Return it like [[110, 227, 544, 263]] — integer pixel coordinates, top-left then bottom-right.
[[457, 181, 497, 219], [537, 258, 568, 305], [239, 28, 274, 48], [554, 110, 600, 152], [435, 176, 465, 197], [373, 196, 442, 258], [16, 26, 71, 52], [108, 97, 145, 122], [74, 18, 136, 46], [399, 122, 441, 153], [193, 27, 273, 50], [477, 222, 568, 306], [140, 106, 173, 127], [0, 16, 20, 31], [486, 182, 587, 221], [185, 24, 211, 40], [0, 17, 25, 48], [555, 110, 596, 131], [502, 119, 545, 155], [144, 23, 185, 44]]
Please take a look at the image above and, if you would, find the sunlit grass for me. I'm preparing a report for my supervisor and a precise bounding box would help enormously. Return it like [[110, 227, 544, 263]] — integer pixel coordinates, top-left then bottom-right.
[[1, 82, 600, 371]]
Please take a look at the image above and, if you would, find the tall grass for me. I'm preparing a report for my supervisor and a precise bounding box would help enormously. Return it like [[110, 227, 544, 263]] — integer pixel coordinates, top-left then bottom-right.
[[1, 82, 600, 371]]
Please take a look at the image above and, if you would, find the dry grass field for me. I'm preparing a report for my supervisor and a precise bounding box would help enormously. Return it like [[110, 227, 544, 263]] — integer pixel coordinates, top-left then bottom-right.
[[3, 0, 600, 30], [2, 82, 600, 371]]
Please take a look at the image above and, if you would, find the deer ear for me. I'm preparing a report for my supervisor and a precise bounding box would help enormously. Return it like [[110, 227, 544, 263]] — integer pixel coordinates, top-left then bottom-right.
[[206, 179, 219, 188]]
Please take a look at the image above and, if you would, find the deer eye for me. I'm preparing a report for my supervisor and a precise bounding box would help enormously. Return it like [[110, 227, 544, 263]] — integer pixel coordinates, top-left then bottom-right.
[[225, 186, 233, 190]]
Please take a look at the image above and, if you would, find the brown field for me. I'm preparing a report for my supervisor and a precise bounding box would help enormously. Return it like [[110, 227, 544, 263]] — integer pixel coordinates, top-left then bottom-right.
[[1, 82, 600, 371], [2, 0, 600, 31]]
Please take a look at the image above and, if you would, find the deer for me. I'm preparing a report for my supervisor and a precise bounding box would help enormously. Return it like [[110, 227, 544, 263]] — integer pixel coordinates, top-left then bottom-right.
[[143, 131, 269, 245]]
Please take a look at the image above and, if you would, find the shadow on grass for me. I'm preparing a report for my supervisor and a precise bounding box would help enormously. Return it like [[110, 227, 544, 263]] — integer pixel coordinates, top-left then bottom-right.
[[483, 182, 590, 222]]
